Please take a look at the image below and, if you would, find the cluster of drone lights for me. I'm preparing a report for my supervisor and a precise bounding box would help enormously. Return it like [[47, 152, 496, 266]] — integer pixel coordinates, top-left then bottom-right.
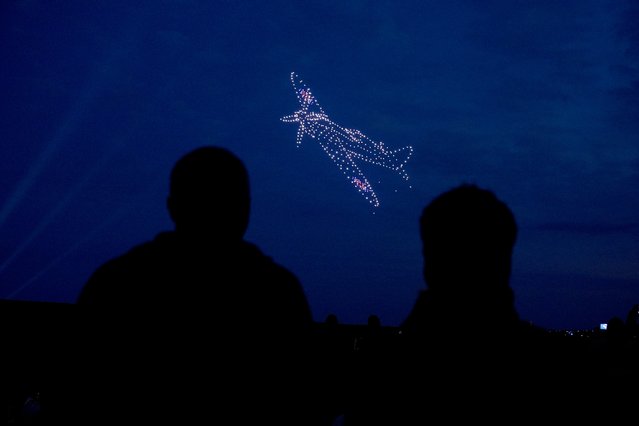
[[281, 72, 413, 207]]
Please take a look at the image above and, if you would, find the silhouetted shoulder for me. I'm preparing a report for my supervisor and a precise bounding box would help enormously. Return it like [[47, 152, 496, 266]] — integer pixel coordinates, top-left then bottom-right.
[[234, 240, 313, 324], [78, 232, 312, 328], [77, 243, 155, 305]]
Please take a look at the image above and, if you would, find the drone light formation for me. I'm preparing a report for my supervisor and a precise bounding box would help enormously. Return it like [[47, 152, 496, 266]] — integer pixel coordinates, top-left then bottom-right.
[[281, 72, 413, 207]]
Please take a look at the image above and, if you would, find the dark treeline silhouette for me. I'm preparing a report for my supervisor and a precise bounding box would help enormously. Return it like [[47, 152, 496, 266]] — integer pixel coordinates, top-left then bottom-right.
[[2, 150, 639, 424]]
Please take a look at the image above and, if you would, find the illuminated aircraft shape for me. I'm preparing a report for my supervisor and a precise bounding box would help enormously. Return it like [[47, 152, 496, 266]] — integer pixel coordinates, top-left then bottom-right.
[[281, 72, 413, 207]]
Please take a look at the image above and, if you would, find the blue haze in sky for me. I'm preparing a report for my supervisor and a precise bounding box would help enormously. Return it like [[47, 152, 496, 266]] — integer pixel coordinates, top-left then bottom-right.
[[1, 0, 638, 329]]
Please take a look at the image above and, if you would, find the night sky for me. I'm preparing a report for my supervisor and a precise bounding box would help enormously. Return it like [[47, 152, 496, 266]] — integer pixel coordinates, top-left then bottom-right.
[[1, 0, 638, 330]]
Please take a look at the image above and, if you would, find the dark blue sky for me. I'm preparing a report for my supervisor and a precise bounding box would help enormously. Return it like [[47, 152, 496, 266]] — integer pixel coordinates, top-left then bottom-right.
[[1, 0, 638, 330]]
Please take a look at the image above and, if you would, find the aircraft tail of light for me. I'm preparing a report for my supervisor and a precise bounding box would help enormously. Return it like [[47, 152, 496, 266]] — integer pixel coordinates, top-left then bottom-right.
[[390, 145, 414, 177]]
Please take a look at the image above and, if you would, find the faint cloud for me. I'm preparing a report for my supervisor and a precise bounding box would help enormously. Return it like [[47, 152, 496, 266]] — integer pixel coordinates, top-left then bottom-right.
[[156, 30, 190, 50], [532, 221, 639, 235], [617, 2, 639, 59], [13, 0, 42, 12], [607, 2, 639, 132]]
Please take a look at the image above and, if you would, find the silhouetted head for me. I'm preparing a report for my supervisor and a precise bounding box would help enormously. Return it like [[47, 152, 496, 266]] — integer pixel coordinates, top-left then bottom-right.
[[606, 316, 627, 344], [325, 313, 339, 326], [420, 184, 517, 293], [167, 146, 250, 242], [368, 314, 381, 330]]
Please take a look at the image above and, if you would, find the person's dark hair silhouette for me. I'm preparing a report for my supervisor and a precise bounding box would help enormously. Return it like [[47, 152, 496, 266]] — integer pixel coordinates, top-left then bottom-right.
[[71, 146, 316, 424], [167, 145, 249, 242]]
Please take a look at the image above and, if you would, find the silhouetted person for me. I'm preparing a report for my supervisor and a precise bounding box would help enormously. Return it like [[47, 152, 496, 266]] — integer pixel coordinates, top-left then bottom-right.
[[402, 184, 523, 337], [367, 314, 381, 330], [67, 146, 317, 424], [353, 314, 382, 354], [310, 313, 353, 424], [344, 184, 579, 424], [325, 313, 339, 326], [626, 304, 639, 338]]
